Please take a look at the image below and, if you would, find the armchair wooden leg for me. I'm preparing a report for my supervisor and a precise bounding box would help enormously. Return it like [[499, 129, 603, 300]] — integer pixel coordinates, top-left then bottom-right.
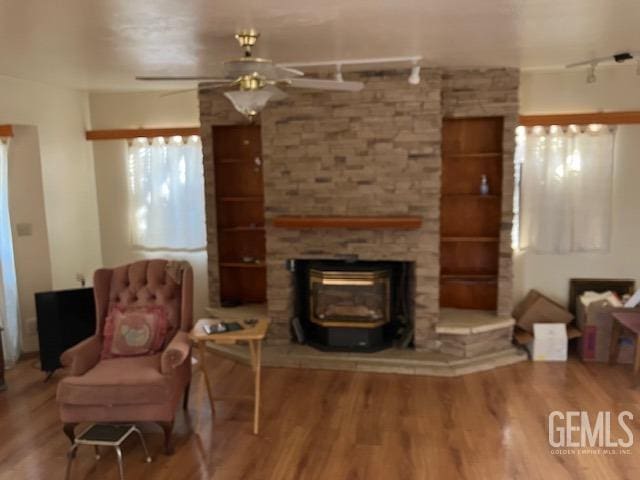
[[63, 423, 78, 445], [183, 382, 191, 410], [158, 421, 174, 455]]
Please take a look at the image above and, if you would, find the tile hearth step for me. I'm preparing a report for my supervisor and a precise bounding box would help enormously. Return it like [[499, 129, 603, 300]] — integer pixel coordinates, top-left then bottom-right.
[[205, 342, 526, 377], [436, 308, 515, 335], [435, 308, 515, 358]]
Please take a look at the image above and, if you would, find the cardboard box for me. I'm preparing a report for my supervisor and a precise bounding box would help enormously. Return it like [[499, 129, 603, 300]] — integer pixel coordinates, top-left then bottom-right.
[[576, 294, 639, 363], [512, 289, 574, 333], [531, 323, 568, 361], [514, 324, 581, 362]]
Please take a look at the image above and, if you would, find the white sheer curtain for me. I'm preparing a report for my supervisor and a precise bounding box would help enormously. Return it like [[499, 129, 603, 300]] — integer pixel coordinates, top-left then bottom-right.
[[516, 125, 614, 253], [0, 139, 20, 366], [127, 135, 206, 250]]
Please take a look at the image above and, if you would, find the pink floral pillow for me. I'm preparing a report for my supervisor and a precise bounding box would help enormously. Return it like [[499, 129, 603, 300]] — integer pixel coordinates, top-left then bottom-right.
[[101, 305, 169, 359]]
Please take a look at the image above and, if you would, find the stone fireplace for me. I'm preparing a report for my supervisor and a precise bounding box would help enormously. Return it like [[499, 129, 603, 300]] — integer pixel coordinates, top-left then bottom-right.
[[199, 68, 519, 354]]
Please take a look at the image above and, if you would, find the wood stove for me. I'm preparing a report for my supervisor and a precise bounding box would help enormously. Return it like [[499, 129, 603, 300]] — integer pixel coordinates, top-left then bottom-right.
[[292, 259, 411, 351], [310, 269, 390, 328]]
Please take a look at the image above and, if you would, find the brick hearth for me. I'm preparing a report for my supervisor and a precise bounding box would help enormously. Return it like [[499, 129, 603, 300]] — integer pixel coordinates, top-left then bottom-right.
[[199, 68, 519, 352]]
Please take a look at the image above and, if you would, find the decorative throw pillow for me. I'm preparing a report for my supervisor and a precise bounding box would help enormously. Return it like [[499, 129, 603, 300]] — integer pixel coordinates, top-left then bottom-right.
[[101, 305, 169, 359]]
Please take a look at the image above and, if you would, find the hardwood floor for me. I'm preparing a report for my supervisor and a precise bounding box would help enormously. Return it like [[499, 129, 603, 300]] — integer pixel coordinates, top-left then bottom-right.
[[0, 353, 639, 479]]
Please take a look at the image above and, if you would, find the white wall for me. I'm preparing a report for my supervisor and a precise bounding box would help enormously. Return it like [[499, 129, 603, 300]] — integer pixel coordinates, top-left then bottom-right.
[[7, 126, 53, 352], [89, 91, 198, 129], [0, 76, 102, 288], [0, 76, 102, 325], [520, 66, 640, 113], [88, 91, 210, 317], [516, 66, 640, 305]]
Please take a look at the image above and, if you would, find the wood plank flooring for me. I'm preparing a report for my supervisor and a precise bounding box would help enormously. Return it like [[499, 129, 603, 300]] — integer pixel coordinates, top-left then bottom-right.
[[0, 354, 639, 479]]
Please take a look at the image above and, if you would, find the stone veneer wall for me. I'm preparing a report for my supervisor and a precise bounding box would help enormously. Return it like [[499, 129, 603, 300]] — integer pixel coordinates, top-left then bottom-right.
[[199, 68, 519, 350]]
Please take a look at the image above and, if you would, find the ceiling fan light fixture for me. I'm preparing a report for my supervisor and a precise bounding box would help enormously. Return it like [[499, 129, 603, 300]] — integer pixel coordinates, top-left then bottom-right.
[[224, 89, 274, 118], [238, 73, 266, 91], [408, 64, 421, 85], [235, 29, 260, 55]]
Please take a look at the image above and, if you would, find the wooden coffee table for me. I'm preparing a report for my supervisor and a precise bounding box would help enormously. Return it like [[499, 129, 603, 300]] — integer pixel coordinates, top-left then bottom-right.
[[189, 317, 269, 434]]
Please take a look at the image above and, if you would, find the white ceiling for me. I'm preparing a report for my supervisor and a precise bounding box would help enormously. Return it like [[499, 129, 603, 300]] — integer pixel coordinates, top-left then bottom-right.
[[1, 0, 639, 91]]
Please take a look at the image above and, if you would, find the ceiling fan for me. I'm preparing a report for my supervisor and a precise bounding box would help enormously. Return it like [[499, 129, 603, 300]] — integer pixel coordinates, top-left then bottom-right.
[[136, 30, 365, 119]]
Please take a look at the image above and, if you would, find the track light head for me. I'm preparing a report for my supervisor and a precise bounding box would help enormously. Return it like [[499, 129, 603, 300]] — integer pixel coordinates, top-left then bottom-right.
[[408, 64, 421, 85], [614, 52, 634, 63]]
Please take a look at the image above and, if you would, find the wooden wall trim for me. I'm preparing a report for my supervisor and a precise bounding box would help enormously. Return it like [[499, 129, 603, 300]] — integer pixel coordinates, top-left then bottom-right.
[[519, 111, 640, 127], [85, 127, 200, 141], [0, 125, 14, 137]]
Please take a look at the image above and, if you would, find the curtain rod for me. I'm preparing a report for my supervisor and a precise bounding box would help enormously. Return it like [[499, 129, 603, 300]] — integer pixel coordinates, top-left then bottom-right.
[[85, 127, 200, 141], [519, 111, 640, 127]]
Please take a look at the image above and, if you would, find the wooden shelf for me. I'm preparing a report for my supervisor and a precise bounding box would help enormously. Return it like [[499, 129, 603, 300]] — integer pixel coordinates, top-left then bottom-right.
[[214, 125, 267, 304], [220, 226, 265, 232], [441, 236, 500, 243], [217, 158, 258, 164], [272, 216, 422, 230], [442, 152, 502, 158], [219, 196, 264, 202], [440, 117, 503, 310], [220, 262, 266, 269], [441, 194, 499, 198], [440, 274, 498, 281]]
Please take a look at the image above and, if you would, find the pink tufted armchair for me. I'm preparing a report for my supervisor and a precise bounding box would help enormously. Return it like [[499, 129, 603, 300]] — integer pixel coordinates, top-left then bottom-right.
[[56, 260, 193, 454]]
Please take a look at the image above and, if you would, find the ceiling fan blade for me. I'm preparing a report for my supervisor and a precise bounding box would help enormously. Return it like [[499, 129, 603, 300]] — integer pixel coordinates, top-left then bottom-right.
[[136, 76, 231, 82], [159, 89, 197, 98], [275, 65, 304, 78], [287, 78, 364, 92], [200, 82, 236, 90], [264, 85, 288, 101]]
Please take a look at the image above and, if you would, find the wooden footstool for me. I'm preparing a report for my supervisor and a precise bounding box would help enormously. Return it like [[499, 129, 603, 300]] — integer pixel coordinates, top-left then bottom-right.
[[610, 312, 640, 387]]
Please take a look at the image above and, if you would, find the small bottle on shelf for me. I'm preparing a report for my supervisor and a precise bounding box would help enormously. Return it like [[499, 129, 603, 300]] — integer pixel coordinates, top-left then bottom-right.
[[480, 174, 489, 195]]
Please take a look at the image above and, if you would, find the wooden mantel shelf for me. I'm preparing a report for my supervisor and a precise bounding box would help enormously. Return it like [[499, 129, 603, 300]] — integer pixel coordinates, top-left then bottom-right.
[[272, 215, 423, 230]]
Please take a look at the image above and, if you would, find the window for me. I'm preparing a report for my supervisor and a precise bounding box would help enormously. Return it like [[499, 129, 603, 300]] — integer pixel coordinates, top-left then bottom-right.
[[514, 125, 614, 253], [127, 135, 206, 250]]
